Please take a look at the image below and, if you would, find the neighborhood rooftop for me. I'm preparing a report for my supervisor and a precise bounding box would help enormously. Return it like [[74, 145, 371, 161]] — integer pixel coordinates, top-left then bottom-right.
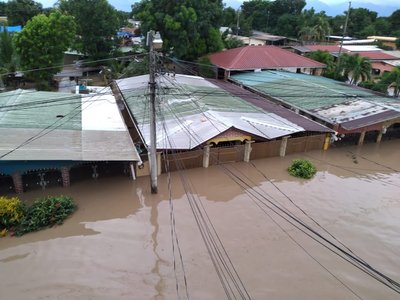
[[209, 45, 326, 71], [0, 89, 140, 174], [231, 71, 400, 132], [115, 74, 331, 150]]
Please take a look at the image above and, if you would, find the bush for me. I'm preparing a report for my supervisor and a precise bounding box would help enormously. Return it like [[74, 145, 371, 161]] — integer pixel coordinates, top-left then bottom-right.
[[0, 196, 24, 229], [288, 159, 317, 179], [15, 196, 76, 236]]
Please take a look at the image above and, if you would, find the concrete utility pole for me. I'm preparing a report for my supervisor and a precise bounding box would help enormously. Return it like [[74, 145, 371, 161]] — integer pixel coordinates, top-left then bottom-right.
[[147, 30, 158, 194], [336, 1, 351, 78]]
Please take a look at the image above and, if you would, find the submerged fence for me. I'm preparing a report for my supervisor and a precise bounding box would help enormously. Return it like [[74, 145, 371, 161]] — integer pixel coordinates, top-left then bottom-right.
[[161, 134, 326, 172]]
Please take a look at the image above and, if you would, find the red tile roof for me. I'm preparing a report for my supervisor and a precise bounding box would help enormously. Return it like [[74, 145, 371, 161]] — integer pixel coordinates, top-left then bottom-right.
[[209, 45, 326, 70], [355, 51, 399, 60]]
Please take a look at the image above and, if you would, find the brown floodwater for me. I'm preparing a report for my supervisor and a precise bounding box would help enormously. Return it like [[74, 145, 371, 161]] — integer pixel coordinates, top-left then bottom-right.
[[1, 140, 400, 299]]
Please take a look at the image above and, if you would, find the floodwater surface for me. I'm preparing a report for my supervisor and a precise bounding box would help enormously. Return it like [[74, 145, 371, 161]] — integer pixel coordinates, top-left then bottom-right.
[[1, 140, 400, 299]]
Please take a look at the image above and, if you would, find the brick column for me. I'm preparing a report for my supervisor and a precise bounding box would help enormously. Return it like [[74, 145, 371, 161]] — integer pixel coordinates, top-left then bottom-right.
[[60, 167, 71, 187], [11, 172, 23, 194]]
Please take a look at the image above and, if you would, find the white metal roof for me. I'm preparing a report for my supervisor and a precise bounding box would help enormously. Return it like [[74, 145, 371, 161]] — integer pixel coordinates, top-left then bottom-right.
[[117, 74, 306, 150], [342, 45, 381, 52]]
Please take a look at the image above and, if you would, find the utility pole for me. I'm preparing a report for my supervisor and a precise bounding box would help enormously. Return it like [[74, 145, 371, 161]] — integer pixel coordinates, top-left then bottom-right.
[[236, 9, 240, 36], [147, 30, 158, 194], [336, 1, 351, 78]]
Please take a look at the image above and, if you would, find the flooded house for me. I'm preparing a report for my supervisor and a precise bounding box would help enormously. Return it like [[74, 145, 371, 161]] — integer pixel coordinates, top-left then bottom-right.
[[0, 89, 141, 194], [231, 71, 400, 145], [113, 74, 332, 173]]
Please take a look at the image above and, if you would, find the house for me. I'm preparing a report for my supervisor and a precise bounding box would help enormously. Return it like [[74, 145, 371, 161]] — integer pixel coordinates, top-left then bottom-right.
[[0, 89, 141, 193], [231, 71, 400, 145], [209, 45, 326, 79], [113, 74, 332, 171], [368, 36, 398, 50]]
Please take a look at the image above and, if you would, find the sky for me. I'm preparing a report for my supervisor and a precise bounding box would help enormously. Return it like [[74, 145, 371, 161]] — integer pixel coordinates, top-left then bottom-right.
[[15, 0, 400, 11]]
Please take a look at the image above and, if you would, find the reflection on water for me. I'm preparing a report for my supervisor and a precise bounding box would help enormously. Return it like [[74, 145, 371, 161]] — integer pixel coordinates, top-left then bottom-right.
[[0, 140, 399, 299]]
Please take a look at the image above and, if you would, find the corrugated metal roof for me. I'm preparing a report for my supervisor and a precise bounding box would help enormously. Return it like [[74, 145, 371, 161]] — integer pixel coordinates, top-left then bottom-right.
[[303, 45, 345, 53], [116, 74, 313, 150], [355, 51, 399, 60], [382, 51, 400, 59], [209, 79, 332, 133], [0, 90, 140, 162], [209, 45, 326, 71], [231, 71, 400, 130]]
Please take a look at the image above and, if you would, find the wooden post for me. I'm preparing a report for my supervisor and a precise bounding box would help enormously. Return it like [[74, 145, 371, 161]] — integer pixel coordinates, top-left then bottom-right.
[[280, 136, 289, 157], [60, 167, 71, 188], [11, 172, 23, 194], [358, 131, 366, 146], [244, 140, 254, 162], [203, 145, 211, 168]]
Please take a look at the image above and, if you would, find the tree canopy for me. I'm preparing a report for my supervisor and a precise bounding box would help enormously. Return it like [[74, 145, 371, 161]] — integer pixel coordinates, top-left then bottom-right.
[[5, 0, 43, 26], [13, 11, 76, 89], [132, 0, 224, 60], [58, 0, 119, 59]]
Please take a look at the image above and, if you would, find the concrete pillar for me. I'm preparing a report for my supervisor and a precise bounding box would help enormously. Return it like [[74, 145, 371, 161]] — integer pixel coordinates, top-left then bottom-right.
[[280, 136, 289, 157], [157, 152, 162, 176], [244, 140, 255, 162], [203, 145, 211, 168], [60, 167, 71, 187], [358, 131, 366, 146], [11, 172, 23, 194], [130, 162, 136, 180], [376, 130, 383, 144]]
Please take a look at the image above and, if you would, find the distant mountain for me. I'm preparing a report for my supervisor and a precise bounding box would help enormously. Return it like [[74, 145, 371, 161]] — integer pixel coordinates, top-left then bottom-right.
[[305, 0, 398, 17]]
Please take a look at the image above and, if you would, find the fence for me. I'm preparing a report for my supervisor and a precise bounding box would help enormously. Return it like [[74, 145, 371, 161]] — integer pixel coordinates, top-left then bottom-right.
[[160, 134, 326, 173], [286, 134, 325, 155]]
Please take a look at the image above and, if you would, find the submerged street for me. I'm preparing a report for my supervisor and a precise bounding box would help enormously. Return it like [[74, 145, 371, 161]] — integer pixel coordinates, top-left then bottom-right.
[[1, 140, 399, 299]]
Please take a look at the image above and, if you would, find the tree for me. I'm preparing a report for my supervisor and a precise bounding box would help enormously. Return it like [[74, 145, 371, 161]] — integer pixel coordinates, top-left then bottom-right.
[[341, 54, 371, 85], [13, 11, 76, 90], [132, 0, 224, 61], [299, 26, 316, 42], [58, 0, 119, 59], [0, 29, 19, 86], [381, 67, 400, 97], [241, 0, 271, 31], [346, 8, 377, 38], [6, 0, 43, 26], [305, 50, 335, 78]]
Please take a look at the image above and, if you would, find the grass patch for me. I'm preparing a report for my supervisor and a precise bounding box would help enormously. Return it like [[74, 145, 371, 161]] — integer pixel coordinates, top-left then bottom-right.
[[288, 159, 317, 179]]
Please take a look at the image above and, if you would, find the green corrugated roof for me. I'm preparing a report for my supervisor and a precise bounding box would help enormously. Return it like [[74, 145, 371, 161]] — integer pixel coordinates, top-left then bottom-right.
[[0, 89, 82, 130], [232, 71, 399, 111], [120, 79, 260, 125]]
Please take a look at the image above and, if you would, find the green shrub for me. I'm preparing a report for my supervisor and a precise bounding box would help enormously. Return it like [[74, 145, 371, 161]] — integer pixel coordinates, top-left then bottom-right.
[[288, 159, 317, 179], [0, 196, 24, 229], [16, 196, 76, 236]]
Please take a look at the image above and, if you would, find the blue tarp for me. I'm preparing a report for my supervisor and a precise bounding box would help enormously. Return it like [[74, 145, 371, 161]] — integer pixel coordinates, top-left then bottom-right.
[[0, 25, 22, 33]]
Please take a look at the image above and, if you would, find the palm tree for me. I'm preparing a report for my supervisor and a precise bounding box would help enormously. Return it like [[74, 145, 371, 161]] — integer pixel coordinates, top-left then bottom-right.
[[313, 15, 331, 42], [299, 26, 317, 43], [341, 54, 371, 85], [381, 67, 400, 97]]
